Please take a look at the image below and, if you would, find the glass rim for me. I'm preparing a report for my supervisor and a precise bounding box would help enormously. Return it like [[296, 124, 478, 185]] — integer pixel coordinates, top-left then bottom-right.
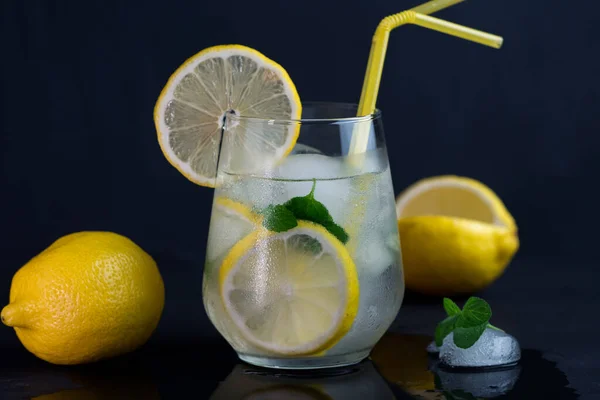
[[228, 101, 382, 125]]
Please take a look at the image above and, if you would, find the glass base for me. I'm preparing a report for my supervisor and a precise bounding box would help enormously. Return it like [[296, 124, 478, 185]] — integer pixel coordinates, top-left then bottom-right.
[[237, 349, 371, 370]]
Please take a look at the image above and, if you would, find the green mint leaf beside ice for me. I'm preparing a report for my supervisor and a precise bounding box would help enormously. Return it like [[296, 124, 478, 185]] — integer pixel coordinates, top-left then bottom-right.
[[453, 322, 488, 349], [443, 298, 462, 316], [435, 315, 459, 346], [460, 297, 492, 327], [260, 179, 350, 243], [261, 205, 298, 232], [284, 179, 332, 225], [435, 297, 496, 349]]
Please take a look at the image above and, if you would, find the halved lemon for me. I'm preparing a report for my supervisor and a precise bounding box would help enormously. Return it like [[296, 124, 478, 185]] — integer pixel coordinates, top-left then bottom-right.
[[395, 175, 516, 230], [219, 221, 359, 356], [154, 45, 302, 187], [205, 197, 261, 265], [395, 175, 519, 295]]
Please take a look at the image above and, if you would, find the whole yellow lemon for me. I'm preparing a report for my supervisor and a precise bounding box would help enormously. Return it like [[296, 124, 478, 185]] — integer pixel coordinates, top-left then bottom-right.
[[1, 231, 164, 365], [396, 176, 519, 296]]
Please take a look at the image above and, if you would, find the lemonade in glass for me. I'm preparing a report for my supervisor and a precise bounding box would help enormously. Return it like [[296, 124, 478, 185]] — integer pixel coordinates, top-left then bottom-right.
[[153, 46, 404, 369], [203, 102, 404, 369]]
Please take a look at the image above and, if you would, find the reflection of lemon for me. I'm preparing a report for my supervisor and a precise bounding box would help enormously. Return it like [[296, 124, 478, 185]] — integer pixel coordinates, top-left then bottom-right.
[[371, 333, 435, 394], [219, 221, 359, 356], [33, 383, 161, 400], [395, 176, 519, 295], [1, 232, 164, 365], [154, 44, 302, 187]]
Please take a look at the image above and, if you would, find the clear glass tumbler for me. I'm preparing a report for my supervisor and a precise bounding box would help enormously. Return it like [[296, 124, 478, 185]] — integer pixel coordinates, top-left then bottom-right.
[[203, 102, 404, 369]]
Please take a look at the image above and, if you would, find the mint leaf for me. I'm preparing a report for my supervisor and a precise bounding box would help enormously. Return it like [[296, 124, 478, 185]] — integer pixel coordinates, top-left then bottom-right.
[[283, 180, 350, 243], [284, 180, 333, 225], [435, 315, 458, 346], [460, 297, 492, 327], [434, 296, 499, 350], [453, 322, 488, 349], [261, 205, 297, 232], [487, 323, 504, 332], [443, 298, 461, 316], [322, 221, 349, 244]]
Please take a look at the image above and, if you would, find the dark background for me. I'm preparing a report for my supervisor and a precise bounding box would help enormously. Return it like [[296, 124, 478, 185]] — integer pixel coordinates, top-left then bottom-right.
[[3, 0, 599, 264], [1, 0, 599, 396]]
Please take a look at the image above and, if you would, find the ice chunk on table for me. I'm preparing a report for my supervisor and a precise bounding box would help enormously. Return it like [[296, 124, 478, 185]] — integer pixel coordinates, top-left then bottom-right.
[[440, 328, 521, 368]]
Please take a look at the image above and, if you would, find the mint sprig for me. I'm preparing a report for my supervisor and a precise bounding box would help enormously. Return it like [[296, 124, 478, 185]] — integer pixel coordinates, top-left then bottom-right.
[[443, 297, 462, 316], [435, 297, 497, 349], [260, 180, 349, 244], [261, 205, 298, 232], [284, 180, 331, 224], [321, 221, 349, 244]]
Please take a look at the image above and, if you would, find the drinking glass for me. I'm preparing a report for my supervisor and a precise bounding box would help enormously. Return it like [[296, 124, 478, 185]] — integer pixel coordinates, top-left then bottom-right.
[[203, 102, 404, 369]]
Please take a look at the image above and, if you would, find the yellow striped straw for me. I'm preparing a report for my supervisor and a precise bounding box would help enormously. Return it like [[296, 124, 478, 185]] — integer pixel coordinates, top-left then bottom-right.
[[349, 5, 503, 159], [344, 0, 503, 256], [411, 0, 465, 16]]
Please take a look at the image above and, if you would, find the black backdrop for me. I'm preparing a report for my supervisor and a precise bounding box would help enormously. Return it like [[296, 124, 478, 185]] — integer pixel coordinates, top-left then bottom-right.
[[1, 0, 598, 337]]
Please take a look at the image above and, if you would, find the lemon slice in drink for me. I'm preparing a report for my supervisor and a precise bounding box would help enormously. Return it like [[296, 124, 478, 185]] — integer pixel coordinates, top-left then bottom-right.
[[219, 221, 359, 356], [154, 45, 302, 187], [205, 197, 261, 265]]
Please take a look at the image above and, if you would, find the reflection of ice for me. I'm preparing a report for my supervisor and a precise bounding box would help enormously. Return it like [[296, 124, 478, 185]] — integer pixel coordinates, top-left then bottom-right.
[[440, 328, 521, 368], [431, 360, 522, 398]]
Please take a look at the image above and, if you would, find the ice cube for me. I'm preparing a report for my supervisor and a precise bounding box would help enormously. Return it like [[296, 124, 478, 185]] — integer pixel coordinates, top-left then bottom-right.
[[350, 167, 401, 275], [272, 153, 347, 180], [271, 154, 354, 222], [220, 174, 285, 211], [352, 231, 399, 275], [440, 328, 521, 368]]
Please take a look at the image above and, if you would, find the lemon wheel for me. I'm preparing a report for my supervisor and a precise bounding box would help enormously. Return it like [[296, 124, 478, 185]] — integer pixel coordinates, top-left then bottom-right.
[[219, 221, 359, 356], [154, 45, 302, 187]]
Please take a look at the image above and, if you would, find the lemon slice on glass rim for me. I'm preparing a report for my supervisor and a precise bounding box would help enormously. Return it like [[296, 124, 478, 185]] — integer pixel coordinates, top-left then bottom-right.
[[219, 221, 360, 356], [154, 45, 302, 187]]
